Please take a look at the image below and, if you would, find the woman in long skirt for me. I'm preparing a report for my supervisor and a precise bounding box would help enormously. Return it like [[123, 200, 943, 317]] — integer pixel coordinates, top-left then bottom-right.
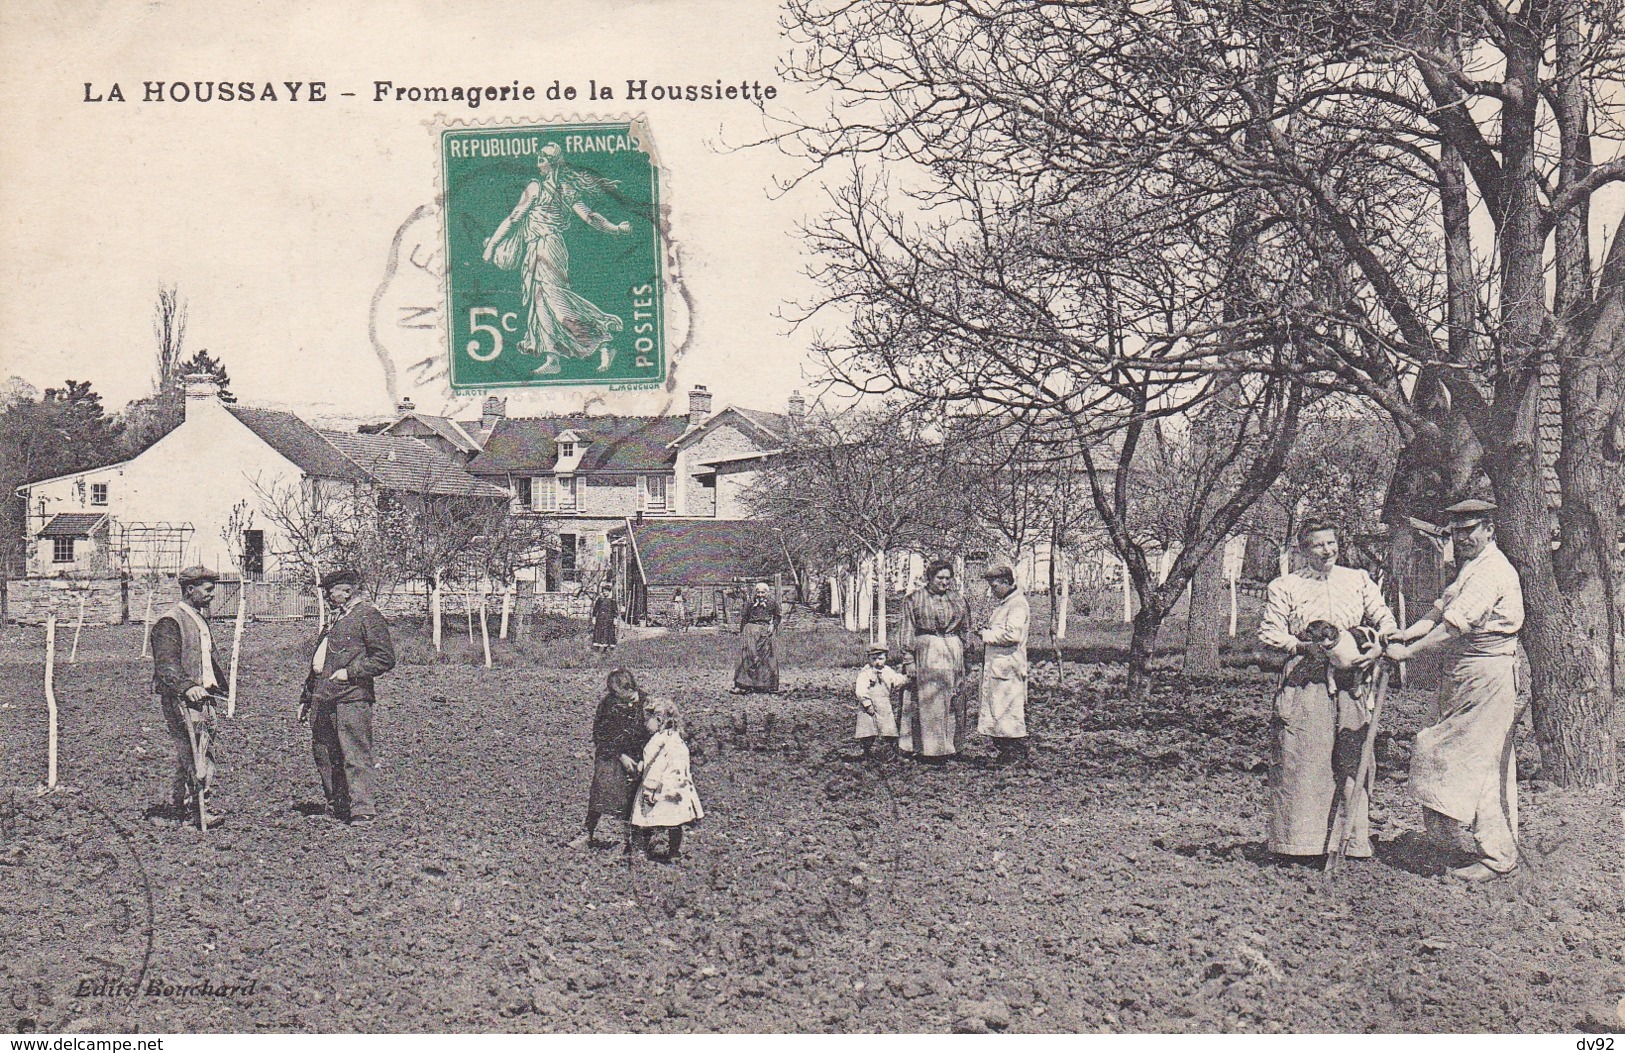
[[896, 560, 970, 761], [1258, 519, 1396, 858], [590, 582, 618, 652], [732, 582, 781, 693]]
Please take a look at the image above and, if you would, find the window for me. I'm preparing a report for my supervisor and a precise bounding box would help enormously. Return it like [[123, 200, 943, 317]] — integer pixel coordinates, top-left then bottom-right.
[[90, 483, 108, 506], [642, 474, 669, 511], [558, 475, 577, 512], [514, 477, 532, 509], [559, 441, 575, 460], [533, 476, 558, 512], [560, 534, 578, 577], [52, 537, 75, 563], [242, 530, 264, 577]]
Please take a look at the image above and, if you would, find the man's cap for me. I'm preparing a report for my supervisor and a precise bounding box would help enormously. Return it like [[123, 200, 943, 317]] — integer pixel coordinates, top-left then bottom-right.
[[982, 563, 1016, 583], [865, 643, 889, 656], [177, 565, 219, 587], [320, 568, 360, 590], [1443, 498, 1496, 525]]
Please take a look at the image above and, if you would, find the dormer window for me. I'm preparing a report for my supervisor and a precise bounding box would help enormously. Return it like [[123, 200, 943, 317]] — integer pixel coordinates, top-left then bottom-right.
[[560, 441, 575, 460]]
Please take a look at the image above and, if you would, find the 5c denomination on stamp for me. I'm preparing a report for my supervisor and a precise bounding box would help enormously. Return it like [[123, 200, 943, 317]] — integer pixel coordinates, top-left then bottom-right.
[[441, 120, 666, 390]]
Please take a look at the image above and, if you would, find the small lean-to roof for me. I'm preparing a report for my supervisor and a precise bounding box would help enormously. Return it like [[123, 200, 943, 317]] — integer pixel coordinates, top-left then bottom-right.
[[614, 519, 791, 586], [466, 415, 689, 474], [319, 431, 508, 498], [39, 513, 109, 537], [387, 413, 483, 454], [226, 406, 370, 482]]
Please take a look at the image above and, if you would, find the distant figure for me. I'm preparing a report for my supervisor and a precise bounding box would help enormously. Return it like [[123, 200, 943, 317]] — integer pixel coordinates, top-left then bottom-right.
[[1385, 499, 1526, 882], [853, 643, 907, 759], [626, 697, 704, 862], [670, 589, 689, 632], [732, 582, 781, 693], [976, 564, 1031, 767], [299, 569, 396, 826], [1258, 519, 1394, 860], [151, 565, 227, 824], [590, 582, 619, 652], [569, 668, 650, 851], [896, 560, 970, 762]]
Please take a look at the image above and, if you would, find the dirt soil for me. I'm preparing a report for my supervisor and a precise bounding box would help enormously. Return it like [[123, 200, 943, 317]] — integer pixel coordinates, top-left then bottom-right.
[[0, 621, 1620, 1033]]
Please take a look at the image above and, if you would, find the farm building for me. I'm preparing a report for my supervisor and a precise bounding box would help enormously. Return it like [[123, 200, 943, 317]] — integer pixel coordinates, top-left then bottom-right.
[[609, 517, 793, 626]]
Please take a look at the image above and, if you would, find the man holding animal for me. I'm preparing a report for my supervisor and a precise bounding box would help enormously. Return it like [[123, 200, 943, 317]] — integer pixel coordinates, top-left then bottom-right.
[[300, 569, 396, 825], [1384, 499, 1526, 882], [151, 565, 229, 826]]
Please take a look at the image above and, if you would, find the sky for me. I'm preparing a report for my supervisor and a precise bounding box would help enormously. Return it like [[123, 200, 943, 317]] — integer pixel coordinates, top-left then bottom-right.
[[0, 0, 834, 423]]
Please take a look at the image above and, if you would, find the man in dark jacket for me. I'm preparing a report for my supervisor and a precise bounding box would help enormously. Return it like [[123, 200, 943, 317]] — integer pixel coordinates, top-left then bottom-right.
[[299, 568, 395, 824], [151, 565, 228, 822]]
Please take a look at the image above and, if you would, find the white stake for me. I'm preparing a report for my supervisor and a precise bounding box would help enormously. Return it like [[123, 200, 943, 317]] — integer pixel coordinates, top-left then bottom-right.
[[1121, 555, 1131, 624], [499, 584, 513, 640], [479, 591, 492, 669], [69, 591, 87, 664], [140, 586, 155, 657], [44, 615, 58, 792], [465, 591, 475, 643], [431, 572, 443, 653], [227, 578, 246, 717], [1228, 575, 1238, 637]]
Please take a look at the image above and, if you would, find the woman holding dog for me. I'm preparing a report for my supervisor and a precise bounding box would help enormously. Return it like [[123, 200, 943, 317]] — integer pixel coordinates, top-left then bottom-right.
[[1258, 519, 1396, 860]]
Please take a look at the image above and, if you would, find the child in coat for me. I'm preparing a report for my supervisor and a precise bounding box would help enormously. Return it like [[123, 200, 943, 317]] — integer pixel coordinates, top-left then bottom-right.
[[569, 668, 649, 850], [853, 644, 908, 758], [623, 697, 704, 861]]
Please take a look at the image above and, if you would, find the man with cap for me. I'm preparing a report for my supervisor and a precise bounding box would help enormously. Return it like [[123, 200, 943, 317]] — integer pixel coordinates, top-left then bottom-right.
[[977, 564, 1031, 767], [1385, 498, 1526, 881], [299, 569, 395, 825], [151, 565, 228, 823]]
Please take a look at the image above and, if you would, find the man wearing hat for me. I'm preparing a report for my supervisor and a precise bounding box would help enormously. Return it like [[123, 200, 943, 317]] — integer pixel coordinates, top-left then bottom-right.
[[299, 569, 395, 824], [151, 565, 228, 823], [1385, 498, 1526, 881], [977, 564, 1031, 767]]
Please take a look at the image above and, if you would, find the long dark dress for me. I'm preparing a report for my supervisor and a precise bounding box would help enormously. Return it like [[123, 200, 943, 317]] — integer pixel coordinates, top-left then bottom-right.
[[733, 596, 781, 692], [590, 595, 618, 649], [588, 690, 649, 819]]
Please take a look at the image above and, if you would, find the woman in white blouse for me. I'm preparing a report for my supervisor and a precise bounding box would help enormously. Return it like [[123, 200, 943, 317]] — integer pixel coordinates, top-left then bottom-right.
[[1258, 520, 1396, 859]]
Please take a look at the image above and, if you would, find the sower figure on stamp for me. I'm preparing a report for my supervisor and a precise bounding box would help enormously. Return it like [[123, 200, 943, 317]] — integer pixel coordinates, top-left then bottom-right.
[[976, 564, 1031, 768], [299, 569, 396, 826], [151, 565, 228, 824], [1384, 499, 1527, 883]]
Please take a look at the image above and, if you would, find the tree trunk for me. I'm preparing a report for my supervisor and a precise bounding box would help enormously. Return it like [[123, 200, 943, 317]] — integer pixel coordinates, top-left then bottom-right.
[[1183, 544, 1228, 676], [876, 549, 889, 647], [1126, 602, 1165, 705]]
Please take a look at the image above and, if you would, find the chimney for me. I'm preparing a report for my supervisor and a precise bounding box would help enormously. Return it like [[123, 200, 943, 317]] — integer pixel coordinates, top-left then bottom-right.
[[396, 396, 415, 415], [482, 396, 507, 429], [787, 390, 805, 420], [182, 373, 221, 421], [687, 384, 713, 422]]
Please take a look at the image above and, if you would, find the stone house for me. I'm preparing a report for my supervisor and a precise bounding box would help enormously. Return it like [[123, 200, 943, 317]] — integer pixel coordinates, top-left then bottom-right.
[[463, 385, 802, 588]]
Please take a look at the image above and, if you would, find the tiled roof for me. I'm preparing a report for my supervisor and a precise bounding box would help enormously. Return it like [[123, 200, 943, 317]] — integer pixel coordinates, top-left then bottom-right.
[[319, 431, 508, 498], [731, 407, 791, 440], [466, 415, 689, 474], [673, 406, 793, 450], [390, 413, 482, 454], [39, 513, 108, 537], [227, 406, 370, 482], [617, 519, 792, 586]]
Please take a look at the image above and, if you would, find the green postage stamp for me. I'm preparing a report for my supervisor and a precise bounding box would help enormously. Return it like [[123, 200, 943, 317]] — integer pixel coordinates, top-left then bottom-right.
[[440, 121, 665, 390]]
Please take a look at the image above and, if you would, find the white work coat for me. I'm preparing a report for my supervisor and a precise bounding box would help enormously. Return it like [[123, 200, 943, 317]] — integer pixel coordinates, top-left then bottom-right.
[[978, 588, 1030, 737]]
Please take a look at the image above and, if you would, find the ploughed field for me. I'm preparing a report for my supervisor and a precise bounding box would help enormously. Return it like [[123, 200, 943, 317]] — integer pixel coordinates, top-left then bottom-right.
[[0, 620, 1619, 1033]]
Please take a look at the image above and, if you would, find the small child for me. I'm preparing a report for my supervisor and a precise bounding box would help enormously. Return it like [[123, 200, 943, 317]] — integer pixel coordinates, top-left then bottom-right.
[[853, 644, 907, 758], [568, 669, 649, 850], [623, 697, 704, 862]]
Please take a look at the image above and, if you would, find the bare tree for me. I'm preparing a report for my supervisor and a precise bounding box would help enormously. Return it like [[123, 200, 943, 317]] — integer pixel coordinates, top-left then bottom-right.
[[152, 285, 187, 398]]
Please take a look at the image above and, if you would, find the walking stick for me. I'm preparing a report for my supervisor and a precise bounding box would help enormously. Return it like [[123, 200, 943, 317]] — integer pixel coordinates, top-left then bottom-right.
[[1324, 661, 1390, 873]]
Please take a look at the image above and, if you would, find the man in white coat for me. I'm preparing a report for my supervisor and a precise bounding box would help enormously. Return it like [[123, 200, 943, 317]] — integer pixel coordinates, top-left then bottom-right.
[[977, 564, 1031, 766]]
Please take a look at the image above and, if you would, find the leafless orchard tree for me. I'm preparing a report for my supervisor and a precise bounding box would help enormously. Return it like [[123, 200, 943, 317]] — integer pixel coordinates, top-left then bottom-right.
[[777, 0, 1625, 783]]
